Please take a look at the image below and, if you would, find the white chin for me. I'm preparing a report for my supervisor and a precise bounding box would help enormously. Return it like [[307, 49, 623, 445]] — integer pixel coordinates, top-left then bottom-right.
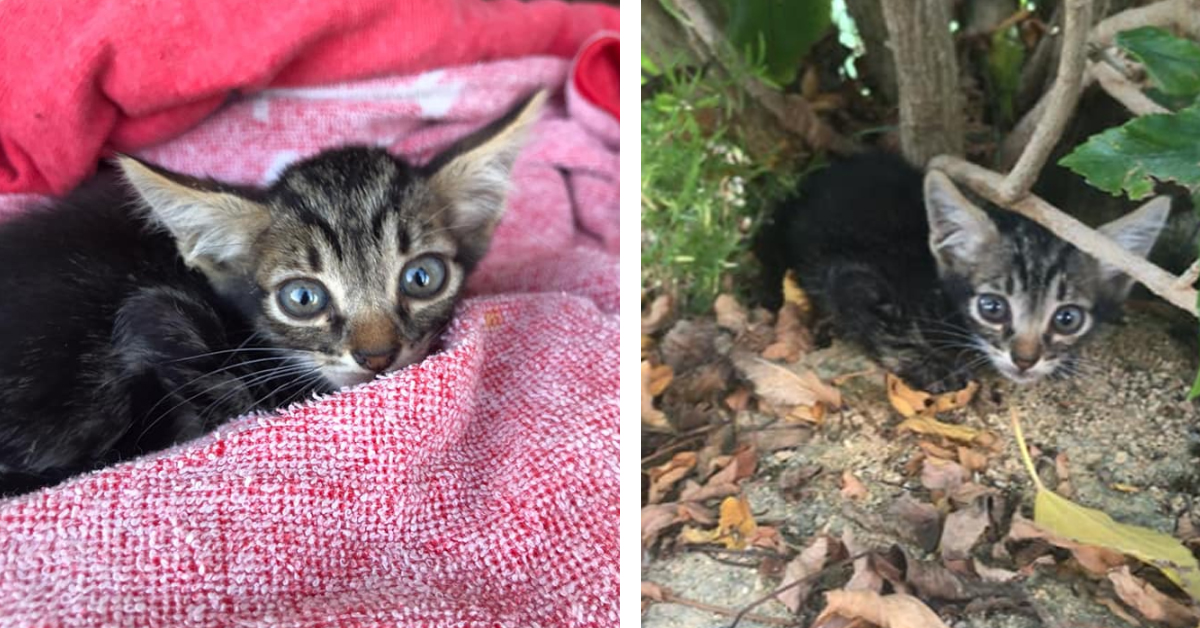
[[996, 363, 1052, 385], [321, 368, 376, 390]]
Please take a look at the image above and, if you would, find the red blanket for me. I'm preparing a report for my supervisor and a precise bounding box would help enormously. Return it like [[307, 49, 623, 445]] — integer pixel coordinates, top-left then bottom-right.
[[0, 2, 619, 626], [0, 0, 618, 195]]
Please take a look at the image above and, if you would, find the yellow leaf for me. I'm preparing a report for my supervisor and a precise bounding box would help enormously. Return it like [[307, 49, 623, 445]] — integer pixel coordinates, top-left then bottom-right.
[[898, 415, 996, 447], [716, 495, 758, 549], [647, 364, 674, 396], [1011, 408, 1200, 601], [886, 373, 978, 418], [679, 495, 758, 550], [641, 361, 673, 433], [782, 270, 814, 322]]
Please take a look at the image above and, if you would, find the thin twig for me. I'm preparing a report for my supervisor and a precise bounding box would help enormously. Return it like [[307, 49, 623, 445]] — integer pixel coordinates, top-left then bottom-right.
[[998, 0, 1092, 203], [669, 0, 858, 155], [929, 155, 1199, 317], [1090, 0, 1200, 46], [727, 552, 869, 628], [1089, 61, 1169, 115]]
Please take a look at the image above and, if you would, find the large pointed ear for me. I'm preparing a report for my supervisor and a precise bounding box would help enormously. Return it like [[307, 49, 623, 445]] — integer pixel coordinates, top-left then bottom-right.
[[117, 156, 270, 279], [424, 91, 547, 235], [924, 170, 1000, 275], [1095, 195, 1170, 301]]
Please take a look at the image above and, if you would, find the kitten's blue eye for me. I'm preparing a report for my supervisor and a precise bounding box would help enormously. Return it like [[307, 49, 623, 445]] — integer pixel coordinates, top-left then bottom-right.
[[976, 294, 1009, 324], [1052, 305, 1086, 334], [277, 279, 329, 319], [400, 255, 447, 298]]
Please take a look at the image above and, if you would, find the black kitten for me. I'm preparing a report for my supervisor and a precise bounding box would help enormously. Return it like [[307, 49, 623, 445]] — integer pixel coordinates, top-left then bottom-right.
[[0, 93, 545, 496], [757, 152, 1169, 392]]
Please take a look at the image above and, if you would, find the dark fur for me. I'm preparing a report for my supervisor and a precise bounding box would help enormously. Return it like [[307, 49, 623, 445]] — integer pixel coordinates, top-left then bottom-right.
[[0, 94, 542, 496]]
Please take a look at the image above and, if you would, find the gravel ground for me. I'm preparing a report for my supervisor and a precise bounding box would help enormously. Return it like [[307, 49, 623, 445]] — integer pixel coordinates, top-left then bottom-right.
[[642, 306, 1200, 627]]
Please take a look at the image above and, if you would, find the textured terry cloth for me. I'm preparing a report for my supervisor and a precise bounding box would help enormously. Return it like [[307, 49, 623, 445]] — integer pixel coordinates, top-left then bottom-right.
[[0, 51, 619, 627], [0, 0, 618, 195]]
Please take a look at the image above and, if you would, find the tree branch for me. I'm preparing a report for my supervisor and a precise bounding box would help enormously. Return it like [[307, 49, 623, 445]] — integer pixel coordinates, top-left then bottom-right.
[[669, 0, 857, 156], [998, 0, 1093, 203], [880, 0, 964, 167], [1090, 0, 1200, 46], [930, 155, 1198, 317], [1089, 61, 1170, 115]]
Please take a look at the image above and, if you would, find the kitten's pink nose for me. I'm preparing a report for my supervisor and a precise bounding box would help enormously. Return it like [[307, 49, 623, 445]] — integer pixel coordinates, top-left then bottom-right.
[[353, 347, 397, 372], [1012, 353, 1039, 371]]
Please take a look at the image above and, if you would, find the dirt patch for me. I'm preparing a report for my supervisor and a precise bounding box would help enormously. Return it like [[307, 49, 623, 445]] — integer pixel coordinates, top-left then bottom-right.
[[642, 306, 1200, 627]]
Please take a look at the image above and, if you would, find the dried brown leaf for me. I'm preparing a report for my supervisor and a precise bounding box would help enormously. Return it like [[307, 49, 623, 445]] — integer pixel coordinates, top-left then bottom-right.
[[733, 353, 842, 409], [749, 525, 786, 552], [905, 556, 974, 601], [779, 536, 830, 612], [921, 457, 966, 493], [1007, 513, 1127, 575], [647, 364, 674, 396], [841, 470, 869, 501], [898, 415, 997, 447], [714, 294, 749, 334], [779, 465, 822, 501], [843, 530, 884, 593], [680, 495, 758, 550], [642, 295, 673, 335], [641, 361, 673, 433], [889, 494, 943, 553], [886, 373, 978, 418], [641, 504, 683, 550], [680, 455, 741, 503], [973, 562, 1021, 583], [762, 302, 812, 363], [731, 444, 758, 482], [940, 501, 990, 562], [724, 387, 751, 412], [647, 452, 697, 504], [814, 590, 951, 628], [957, 446, 989, 473], [641, 581, 667, 602], [917, 441, 957, 460], [1109, 565, 1200, 628]]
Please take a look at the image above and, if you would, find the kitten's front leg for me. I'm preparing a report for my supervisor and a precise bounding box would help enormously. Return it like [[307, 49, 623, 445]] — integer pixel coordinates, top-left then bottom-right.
[[105, 286, 257, 456]]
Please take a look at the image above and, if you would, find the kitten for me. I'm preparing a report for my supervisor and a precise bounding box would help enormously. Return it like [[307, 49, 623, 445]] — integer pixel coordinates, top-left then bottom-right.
[[0, 92, 545, 496], [757, 152, 1169, 392]]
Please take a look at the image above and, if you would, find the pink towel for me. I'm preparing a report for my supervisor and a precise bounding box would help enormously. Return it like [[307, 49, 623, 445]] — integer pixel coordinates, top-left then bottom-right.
[[0, 41, 619, 628]]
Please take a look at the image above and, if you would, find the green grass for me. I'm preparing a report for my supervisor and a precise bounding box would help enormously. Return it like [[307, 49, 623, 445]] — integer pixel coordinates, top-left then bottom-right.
[[641, 60, 799, 315]]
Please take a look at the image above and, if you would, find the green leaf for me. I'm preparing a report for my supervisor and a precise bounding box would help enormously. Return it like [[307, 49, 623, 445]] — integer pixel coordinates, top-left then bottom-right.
[[642, 52, 661, 77], [1011, 410, 1200, 600], [1189, 359, 1200, 400], [1059, 103, 1200, 199], [1116, 26, 1200, 98], [723, 0, 831, 87]]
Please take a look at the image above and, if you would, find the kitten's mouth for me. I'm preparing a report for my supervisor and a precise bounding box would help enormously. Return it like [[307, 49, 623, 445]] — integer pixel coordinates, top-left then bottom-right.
[[994, 359, 1058, 385], [317, 343, 432, 389]]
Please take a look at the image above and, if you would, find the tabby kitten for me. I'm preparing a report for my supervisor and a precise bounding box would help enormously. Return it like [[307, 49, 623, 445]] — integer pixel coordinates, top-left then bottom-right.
[[0, 92, 545, 496], [758, 153, 1169, 392]]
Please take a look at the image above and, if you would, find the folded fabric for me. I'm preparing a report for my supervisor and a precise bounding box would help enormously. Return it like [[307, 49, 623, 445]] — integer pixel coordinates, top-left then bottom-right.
[[0, 0, 618, 195], [0, 45, 619, 628]]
